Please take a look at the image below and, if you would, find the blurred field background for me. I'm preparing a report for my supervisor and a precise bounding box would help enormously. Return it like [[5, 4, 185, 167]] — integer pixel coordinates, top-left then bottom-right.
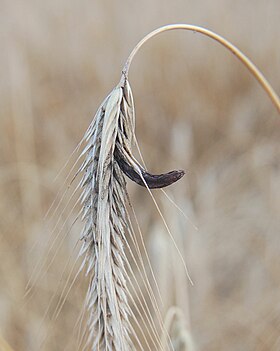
[[1, 0, 280, 350]]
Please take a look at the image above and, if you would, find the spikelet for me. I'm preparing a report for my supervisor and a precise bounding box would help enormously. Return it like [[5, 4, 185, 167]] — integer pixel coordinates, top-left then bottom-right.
[[78, 77, 136, 351]]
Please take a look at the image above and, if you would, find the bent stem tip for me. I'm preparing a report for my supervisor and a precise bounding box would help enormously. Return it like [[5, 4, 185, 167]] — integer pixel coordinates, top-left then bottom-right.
[[122, 24, 280, 113]]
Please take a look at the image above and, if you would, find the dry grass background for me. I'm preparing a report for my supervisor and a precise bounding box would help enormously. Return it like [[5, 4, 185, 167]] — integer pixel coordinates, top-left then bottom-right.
[[1, 0, 280, 350]]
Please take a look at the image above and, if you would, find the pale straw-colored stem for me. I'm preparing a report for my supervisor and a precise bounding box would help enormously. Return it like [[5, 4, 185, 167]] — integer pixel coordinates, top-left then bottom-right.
[[122, 24, 280, 113], [0, 333, 15, 351]]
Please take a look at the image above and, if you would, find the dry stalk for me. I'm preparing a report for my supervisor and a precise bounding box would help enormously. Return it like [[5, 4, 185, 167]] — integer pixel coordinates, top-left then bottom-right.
[[162, 307, 195, 351], [0, 333, 15, 351], [122, 24, 280, 113], [76, 24, 280, 351]]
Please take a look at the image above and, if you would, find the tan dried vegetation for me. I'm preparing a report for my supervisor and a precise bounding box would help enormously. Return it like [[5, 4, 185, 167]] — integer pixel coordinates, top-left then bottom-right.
[[0, 1, 280, 351]]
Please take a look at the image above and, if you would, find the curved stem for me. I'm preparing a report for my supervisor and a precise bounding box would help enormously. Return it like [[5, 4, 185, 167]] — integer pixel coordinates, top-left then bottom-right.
[[122, 24, 280, 113]]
